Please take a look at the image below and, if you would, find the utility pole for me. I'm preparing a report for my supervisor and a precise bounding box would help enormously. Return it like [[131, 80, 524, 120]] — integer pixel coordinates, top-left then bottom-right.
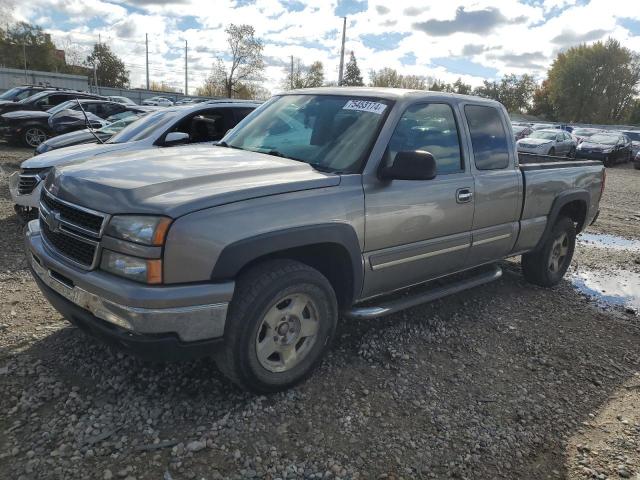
[[338, 16, 346, 86], [93, 62, 99, 94], [290, 55, 294, 89], [23, 43, 27, 83], [145, 33, 150, 90], [184, 40, 188, 96]]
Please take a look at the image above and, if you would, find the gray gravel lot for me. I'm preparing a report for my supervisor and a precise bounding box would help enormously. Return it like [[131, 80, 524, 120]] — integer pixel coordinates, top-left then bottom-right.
[[1, 147, 639, 480]]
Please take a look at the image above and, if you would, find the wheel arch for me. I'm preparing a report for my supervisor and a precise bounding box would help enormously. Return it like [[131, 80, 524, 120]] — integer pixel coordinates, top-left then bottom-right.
[[535, 190, 589, 250], [211, 223, 363, 307]]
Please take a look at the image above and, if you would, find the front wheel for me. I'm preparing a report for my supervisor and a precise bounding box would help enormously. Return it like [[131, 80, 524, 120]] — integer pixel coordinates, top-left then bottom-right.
[[548, 147, 556, 156], [567, 147, 576, 159], [22, 127, 48, 147], [216, 259, 338, 393], [521, 216, 576, 287]]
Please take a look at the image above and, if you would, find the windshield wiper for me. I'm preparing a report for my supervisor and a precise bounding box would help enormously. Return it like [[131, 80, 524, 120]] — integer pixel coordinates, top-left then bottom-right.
[[308, 163, 340, 174], [217, 141, 243, 150]]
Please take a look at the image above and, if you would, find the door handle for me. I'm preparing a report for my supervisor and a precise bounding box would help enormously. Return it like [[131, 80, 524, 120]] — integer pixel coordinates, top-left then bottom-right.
[[456, 188, 473, 203]]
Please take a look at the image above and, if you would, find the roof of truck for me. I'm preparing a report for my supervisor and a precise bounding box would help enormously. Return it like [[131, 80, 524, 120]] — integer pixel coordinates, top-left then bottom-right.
[[284, 86, 501, 105]]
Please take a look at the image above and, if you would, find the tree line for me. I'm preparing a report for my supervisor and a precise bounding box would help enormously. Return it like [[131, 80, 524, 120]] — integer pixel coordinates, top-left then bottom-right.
[[1, 14, 639, 125]]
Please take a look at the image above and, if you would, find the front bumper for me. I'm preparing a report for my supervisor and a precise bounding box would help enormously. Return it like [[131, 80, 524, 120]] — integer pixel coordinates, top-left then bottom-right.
[[26, 220, 234, 355], [576, 150, 608, 160], [9, 172, 43, 209]]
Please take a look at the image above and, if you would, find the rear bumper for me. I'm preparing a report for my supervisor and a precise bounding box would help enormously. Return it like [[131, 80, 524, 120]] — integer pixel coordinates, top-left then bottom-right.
[[26, 220, 234, 354]]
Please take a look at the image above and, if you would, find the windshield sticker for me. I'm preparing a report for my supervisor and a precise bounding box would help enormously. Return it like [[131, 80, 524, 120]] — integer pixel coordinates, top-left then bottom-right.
[[342, 100, 387, 115]]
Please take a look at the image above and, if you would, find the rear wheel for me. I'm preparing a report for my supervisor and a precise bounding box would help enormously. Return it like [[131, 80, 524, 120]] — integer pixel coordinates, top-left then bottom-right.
[[522, 216, 576, 287], [216, 259, 338, 393], [22, 127, 47, 147]]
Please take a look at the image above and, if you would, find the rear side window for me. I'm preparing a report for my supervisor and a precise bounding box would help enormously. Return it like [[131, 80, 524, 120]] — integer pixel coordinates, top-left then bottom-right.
[[387, 103, 463, 174], [464, 105, 510, 170]]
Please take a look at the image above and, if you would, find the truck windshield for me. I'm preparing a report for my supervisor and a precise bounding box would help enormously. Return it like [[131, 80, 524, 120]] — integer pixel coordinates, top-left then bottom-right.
[[223, 94, 393, 173]]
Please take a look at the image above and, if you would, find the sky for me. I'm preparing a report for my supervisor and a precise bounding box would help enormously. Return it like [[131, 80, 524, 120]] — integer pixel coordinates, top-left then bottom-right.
[[8, 0, 640, 95]]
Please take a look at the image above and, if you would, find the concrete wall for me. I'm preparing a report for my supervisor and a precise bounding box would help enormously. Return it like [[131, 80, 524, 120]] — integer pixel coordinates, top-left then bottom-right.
[[0, 67, 220, 103], [0, 67, 89, 92]]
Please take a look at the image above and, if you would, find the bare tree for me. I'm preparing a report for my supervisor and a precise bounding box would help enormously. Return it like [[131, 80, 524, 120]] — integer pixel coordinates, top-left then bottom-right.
[[282, 59, 324, 90], [210, 24, 264, 98]]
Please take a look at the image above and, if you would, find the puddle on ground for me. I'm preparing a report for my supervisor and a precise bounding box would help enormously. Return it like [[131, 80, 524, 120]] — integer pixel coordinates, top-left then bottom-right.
[[570, 268, 640, 314], [577, 232, 640, 252]]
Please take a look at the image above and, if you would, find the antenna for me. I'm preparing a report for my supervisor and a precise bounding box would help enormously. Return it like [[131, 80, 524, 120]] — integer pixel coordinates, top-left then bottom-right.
[[75, 97, 104, 144]]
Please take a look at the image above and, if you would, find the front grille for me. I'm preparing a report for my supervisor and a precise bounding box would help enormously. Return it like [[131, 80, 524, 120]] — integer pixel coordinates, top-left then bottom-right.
[[40, 218, 97, 267], [41, 192, 104, 234]]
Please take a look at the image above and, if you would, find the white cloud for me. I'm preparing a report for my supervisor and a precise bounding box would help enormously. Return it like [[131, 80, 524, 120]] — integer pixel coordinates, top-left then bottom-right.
[[12, 0, 640, 95]]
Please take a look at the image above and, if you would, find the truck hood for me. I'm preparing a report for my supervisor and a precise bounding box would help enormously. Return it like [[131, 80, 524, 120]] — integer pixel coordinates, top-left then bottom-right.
[[22, 142, 134, 168], [518, 138, 552, 146], [2, 110, 50, 121], [45, 145, 341, 217]]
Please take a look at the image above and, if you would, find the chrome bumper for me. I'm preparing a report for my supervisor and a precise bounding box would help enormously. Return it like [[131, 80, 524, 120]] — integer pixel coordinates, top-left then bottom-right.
[[26, 220, 231, 342]]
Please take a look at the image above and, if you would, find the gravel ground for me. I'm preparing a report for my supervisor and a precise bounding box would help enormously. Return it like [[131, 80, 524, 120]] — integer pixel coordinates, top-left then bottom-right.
[[1, 147, 639, 480]]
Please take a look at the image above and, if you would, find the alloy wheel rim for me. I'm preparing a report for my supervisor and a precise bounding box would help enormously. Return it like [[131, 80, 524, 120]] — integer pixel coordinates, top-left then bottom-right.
[[549, 232, 569, 273], [25, 128, 46, 147], [255, 293, 320, 373]]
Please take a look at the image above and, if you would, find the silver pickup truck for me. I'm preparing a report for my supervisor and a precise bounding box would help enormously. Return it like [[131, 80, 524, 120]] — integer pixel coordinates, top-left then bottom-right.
[[25, 88, 605, 393]]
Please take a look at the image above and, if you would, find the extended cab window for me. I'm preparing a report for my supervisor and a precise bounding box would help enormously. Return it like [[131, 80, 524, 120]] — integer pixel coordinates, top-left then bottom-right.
[[464, 105, 510, 170], [387, 103, 463, 174]]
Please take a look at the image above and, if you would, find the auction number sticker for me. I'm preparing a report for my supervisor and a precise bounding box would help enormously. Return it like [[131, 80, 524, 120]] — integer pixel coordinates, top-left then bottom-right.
[[342, 100, 387, 115]]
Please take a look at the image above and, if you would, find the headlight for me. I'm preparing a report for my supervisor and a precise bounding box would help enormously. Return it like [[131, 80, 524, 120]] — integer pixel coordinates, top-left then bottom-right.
[[105, 215, 171, 246], [101, 250, 162, 284]]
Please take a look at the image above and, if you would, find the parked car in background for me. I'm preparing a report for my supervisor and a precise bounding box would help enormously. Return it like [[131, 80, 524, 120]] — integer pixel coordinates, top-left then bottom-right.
[[0, 99, 142, 147], [22, 89, 605, 393], [512, 124, 532, 141], [107, 96, 137, 106], [35, 114, 147, 155], [517, 129, 577, 157], [620, 130, 640, 158], [47, 101, 147, 135], [10, 100, 260, 217], [634, 150, 640, 170], [142, 96, 174, 107], [0, 85, 51, 105], [576, 133, 632, 166], [0, 90, 102, 117], [572, 127, 603, 144]]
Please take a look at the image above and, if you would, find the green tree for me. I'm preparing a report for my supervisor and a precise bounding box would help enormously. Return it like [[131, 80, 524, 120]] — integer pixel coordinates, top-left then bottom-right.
[[342, 51, 363, 86], [0, 22, 67, 72], [627, 99, 640, 125], [530, 79, 556, 120], [282, 59, 324, 90], [205, 24, 264, 98], [86, 42, 129, 88], [542, 38, 640, 123], [369, 68, 426, 89], [451, 78, 472, 95], [473, 74, 536, 113]]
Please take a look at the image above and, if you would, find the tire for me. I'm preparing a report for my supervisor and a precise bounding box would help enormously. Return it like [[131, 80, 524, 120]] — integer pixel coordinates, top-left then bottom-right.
[[22, 127, 48, 147], [521, 216, 576, 287], [604, 155, 612, 167], [216, 259, 338, 393], [567, 147, 576, 159], [548, 147, 555, 156]]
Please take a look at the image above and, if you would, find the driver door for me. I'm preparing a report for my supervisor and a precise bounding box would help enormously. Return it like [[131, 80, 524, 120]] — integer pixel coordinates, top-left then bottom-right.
[[362, 102, 474, 298]]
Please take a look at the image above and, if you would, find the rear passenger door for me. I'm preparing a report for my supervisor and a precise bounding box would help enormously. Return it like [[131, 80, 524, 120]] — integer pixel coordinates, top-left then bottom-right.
[[463, 104, 521, 266]]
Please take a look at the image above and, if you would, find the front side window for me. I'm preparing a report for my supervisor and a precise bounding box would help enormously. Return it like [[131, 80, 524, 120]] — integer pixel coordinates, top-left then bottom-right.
[[465, 105, 510, 170], [223, 95, 393, 173], [386, 103, 463, 175]]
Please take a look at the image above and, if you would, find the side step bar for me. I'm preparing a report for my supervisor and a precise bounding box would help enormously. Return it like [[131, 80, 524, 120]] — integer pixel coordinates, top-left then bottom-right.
[[344, 264, 503, 320]]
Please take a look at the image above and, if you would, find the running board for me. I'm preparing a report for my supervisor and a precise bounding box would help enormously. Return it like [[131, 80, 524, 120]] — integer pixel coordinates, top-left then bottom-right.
[[344, 265, 503, 320]]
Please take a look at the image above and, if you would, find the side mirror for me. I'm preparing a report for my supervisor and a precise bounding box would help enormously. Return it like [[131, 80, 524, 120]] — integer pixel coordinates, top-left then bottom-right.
[[164, 131, 190, 146], [380, 150, 437, 181]]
